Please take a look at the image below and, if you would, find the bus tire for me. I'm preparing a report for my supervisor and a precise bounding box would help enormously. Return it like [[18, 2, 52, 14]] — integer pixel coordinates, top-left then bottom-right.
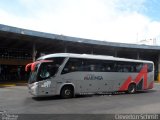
[[60, 86, 74, 99], [127, 83, 136, 94]]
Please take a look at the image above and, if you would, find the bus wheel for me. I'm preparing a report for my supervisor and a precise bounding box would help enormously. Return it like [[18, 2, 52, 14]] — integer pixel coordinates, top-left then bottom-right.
[[60, 86, 74, 99], [127, 83, 136, 94]]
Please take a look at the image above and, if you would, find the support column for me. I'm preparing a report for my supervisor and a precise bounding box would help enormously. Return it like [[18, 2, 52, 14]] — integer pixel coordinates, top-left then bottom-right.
[[32, 42, 37, 62], [91, 47, 93, 54], [137, 52, 140, 60], [114, 50, 117, 57], [157, 55, 160, 82], [64, 47, 67, 53]]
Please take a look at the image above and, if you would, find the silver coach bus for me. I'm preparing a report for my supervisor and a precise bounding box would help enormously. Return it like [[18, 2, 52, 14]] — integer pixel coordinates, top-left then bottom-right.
[[25, 53, 154, 98]]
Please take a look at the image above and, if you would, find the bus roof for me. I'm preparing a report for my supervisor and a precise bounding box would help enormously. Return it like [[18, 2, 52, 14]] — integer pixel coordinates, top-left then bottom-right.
[[37, 53, 153, 63]]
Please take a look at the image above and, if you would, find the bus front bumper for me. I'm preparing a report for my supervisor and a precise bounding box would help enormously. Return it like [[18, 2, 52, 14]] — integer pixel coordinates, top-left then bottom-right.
[[28, 82, 38, 96]]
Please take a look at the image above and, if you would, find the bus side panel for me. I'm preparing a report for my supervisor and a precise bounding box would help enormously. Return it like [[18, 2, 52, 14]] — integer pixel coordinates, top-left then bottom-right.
[[114, 73, 135, 92], [58, 72, 131, 94], [54, 65, 154, 95]]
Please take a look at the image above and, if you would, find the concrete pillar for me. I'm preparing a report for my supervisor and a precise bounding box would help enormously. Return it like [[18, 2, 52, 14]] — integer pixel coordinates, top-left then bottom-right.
[[114, 50, 117, 57], [157, 55, 160, 82], [91, 48, 93, 54], [137, 52, 140, 60], [64, 47, 67, 53], [32, 42, 37, 62]]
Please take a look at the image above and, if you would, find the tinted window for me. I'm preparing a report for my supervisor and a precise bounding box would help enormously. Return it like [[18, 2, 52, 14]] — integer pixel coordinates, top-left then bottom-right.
[[61, 58, 115, 74], [61, 58, 152, 74], [135, 63, 143, 72], [115, 62, 132, 72], [115, 62, 144, 73], [82, 59, 115, 72], [147, 63, 153, 72], [62, 58, 83, 74]]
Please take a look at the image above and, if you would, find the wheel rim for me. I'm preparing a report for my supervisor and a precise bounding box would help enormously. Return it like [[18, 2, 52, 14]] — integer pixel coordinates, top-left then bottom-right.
[[130, 86, 135, 93], [129, 84, 135, 93], [65, 89, 71, 96]]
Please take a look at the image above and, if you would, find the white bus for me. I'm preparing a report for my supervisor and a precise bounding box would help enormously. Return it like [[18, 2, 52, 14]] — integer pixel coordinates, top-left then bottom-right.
[[25, 53, 154, 98]]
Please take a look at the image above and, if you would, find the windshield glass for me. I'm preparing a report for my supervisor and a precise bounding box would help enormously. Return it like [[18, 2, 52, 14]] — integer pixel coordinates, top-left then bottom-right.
[[38, 62, 58, 80], [28, 57, 65, 83]]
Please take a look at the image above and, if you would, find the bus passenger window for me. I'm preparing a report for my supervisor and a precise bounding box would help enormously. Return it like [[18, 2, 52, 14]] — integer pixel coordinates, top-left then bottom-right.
[[115, 62, 131, 72], [62, 64, 73, 74], [61, 58, 83, 74], [147, 63, 153, 72], [63, 68, 69, 73], [136, 64, 143, 72], [90, 65, 95, 71]]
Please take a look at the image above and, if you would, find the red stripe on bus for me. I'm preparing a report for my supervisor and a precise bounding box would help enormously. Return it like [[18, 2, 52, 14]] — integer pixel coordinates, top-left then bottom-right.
[[119, 64, 148, 91], [119, 76, 132, 91], [134, 64, 148, 90]]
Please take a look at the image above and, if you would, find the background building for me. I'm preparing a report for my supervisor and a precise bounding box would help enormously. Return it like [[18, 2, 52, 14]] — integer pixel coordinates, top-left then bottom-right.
[[0, 24, 160, 83]]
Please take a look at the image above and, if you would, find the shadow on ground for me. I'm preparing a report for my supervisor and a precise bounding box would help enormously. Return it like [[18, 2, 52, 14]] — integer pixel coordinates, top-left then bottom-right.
[[32, 90, 156, 101]]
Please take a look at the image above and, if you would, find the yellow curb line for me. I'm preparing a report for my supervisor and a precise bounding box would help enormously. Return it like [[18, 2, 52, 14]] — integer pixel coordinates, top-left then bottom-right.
[[0, 84, 16, 87], [154, 81, 160, 83]]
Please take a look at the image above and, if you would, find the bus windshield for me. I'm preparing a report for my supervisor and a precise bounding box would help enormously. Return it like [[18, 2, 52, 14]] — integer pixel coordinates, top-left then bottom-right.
[[28, 57, 65, 84]]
